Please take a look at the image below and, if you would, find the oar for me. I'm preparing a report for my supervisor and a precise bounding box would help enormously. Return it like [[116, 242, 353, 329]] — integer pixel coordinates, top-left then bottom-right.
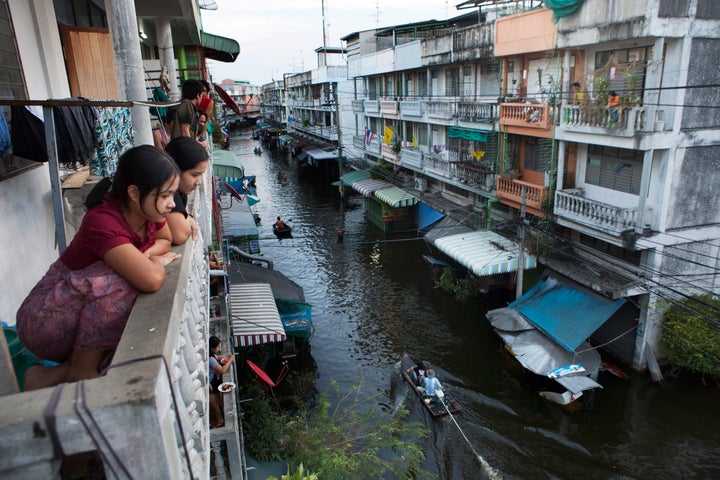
[[436, 390, 503, 480]]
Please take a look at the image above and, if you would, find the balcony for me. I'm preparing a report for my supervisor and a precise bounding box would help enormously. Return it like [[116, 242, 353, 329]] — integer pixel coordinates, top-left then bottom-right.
[[426, 100, 456, 120], [399, 100, 423, 117], [366, 135, 382, 156], [0, 187, 219, 478], [290, 121, 339, 141], [381, 143, 400, 165], [496, 175, 549, 217], [499, 102, 553, 131], [424, 152, 450, 178], [380, 99, 399, 116], [448, 150, 496, 192], [560, 105, 647, 137], [353, 134, 365, 150], [364, 99, 380, 114], [352, 99, 364, 113], [457, 101, 498, 123], [555, 189, 650, 237], [400, 147, 423, 170]]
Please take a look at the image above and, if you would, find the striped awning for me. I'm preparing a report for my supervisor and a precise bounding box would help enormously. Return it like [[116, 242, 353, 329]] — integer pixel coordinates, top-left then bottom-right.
[[351, 179, 393, 197], [433, 230, 537, 277], [229, 283, 286, 347], [339, 170, 372, 186], [374, 186, 418, 207]]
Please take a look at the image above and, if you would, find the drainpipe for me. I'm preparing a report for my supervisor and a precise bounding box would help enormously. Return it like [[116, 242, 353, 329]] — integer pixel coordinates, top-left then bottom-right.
[[156, 17, 180, 101], [105, 0, 152, 146], [486, 198, 497, 230]]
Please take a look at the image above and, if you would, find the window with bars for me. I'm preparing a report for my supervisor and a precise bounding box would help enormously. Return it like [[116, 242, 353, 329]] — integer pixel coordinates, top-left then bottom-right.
[[585, 145, 642, 194], [594, 46, 652, 104], [445, 68, 459, 97], [0, 0, 35, 181]]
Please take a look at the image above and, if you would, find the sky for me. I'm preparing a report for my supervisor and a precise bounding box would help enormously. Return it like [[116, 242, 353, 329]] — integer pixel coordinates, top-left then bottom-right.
[[201, 0, 460, 86]]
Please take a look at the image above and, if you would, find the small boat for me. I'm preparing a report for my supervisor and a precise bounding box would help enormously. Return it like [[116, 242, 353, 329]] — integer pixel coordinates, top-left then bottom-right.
[[275, 298, 313, 339], [400, 353, 461, 417], [254, 147, 262, 155], [273, 223, 292, 238]]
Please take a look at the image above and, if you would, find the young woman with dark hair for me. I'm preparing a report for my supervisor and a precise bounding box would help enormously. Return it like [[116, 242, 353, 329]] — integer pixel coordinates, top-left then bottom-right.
[[17, 145, 181, 391], [164, 136, 210, 245]]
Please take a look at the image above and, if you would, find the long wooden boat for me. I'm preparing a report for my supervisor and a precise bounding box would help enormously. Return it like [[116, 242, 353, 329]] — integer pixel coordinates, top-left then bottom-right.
[[400, 353, 461, 417]]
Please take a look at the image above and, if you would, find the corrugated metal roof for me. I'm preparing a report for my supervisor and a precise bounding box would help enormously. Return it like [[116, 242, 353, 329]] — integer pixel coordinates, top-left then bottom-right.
[[339, 170, 372, 186], [229, 283, 286, 347], [434, 230, 536, 277], [374, 186, 418, 207]]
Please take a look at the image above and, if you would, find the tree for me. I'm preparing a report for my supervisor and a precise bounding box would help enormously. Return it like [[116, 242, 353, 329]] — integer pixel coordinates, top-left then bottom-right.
[[660, 295, 720, 378]]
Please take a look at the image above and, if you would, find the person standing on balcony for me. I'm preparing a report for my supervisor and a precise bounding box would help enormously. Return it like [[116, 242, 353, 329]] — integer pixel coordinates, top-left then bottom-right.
[[164, 136, 210, 245], [209, 336, 235, 428], [198, 80, 215, 136], [17, 146, 181, 391], [607, 90, 621, 124], [171, 79, 204, 139], [572, 82, 583, 105]]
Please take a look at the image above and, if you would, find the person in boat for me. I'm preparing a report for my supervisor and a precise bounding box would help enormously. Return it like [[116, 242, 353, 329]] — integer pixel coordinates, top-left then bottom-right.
[[275, 216, 287, 230], [164, 136, 210, 245], [411, 360, 427, 386], [423, 369, 444, 405]]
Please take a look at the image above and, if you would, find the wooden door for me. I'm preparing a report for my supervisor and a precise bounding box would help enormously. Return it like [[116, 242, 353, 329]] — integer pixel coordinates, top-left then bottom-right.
[[59, 25, 119, 100]]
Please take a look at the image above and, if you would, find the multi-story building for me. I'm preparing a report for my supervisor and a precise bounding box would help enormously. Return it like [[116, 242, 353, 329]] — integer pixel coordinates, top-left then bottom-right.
[[218, 78, 262, 117], [344, 0, 720, 372], [260, 79, 287, 125], [283, 46, 362, 174]]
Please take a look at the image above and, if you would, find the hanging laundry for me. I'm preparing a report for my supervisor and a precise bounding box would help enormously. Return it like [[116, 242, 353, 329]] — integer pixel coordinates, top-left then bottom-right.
[[90, 107, 135, 177], [0, 108, 12, 156], [10, 105, 46, 162]]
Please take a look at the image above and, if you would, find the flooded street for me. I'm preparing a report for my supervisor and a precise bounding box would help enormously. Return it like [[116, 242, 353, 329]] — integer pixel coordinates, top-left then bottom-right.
[[229, 133, 720, 479]]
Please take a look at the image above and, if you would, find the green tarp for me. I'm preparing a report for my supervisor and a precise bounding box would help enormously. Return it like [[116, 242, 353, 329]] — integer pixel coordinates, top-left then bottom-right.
[[339, 170, 372, 187], [543, 0, 586, 21], [448, 127, 490, 143], [374, 186, 418, 208]]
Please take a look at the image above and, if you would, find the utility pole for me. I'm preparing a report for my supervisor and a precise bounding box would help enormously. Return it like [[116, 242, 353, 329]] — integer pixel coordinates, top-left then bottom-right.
[[332, 85, 346, 242], [516, 185, 527, 299]]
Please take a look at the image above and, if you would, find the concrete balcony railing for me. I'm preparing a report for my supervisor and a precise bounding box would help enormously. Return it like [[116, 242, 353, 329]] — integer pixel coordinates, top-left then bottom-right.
[[364, 99, 380, 114], [424, 153, 450, 178], [0, 187, 214, 478], [381, 143, 401, 165], [366, 136, 382, 156], [555, 189, 648, 235], [457, 101, 498, 122], [351, 99, 364, 113], [499, 102, 553, 130], [426, 100, 456, 120], [400, 147, 423, 169], [380, 99, 399, 115], [399, 100, 423, 117], [496, 176, 549, 217], [560, 105, 647, 137], [290, 122, 339, 141], [353, 134, 365, 150]]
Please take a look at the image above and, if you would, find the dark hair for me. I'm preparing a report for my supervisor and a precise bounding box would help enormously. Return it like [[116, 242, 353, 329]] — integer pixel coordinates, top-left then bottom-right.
[[200, 79, 211, 92], [86, 146, 179, 210], [609, 90, 618, 96], [181, 79, 204, 101], [165, 136, 209, 171], [209, 336, 221, 350], [572, 82, 581, 87]]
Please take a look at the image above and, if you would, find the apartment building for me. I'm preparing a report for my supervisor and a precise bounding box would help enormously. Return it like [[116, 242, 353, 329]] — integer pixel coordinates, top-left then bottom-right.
[[343, 0, 720, 371]]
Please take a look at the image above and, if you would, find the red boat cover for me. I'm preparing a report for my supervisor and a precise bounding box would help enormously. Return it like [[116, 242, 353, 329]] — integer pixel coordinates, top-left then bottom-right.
[[246, 360, 276, 387], [214, 84, 241, 115]]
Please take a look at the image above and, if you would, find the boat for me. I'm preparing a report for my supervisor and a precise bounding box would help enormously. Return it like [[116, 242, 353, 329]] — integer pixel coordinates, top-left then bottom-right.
[[275, 298, 313, 339], [400, 353, 461, 417], [272, 221, 292, 238]]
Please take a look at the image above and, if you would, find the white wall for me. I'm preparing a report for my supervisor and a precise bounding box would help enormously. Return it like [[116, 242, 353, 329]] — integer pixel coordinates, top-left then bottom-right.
[[1, 0, 72, 325]]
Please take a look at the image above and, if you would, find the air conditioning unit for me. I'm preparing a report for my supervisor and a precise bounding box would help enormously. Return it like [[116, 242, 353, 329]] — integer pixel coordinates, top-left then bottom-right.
[[414, 178, 427, 192]]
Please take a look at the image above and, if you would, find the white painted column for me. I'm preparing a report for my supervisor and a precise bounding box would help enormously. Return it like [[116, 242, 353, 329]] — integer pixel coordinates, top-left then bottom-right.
[[156, 17, 180, 101], [104, 0, 152, 146], [556, 140, 566, 193], [633, 248, 663, 371]]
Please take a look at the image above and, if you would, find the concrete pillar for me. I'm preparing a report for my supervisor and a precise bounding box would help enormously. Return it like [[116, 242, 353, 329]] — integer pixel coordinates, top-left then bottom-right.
[[104, 0, 152, 146], [633, 249, 663, 370], [556, 140, 566, 192], [156, 17, 180, 101]]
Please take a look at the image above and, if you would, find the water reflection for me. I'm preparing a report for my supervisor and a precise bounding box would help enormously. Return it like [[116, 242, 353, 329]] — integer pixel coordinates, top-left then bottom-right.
[[228, 135, 720, 479]]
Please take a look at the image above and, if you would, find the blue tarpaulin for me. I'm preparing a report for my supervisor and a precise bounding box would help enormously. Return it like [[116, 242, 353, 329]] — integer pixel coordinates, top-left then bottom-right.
[[510, 275, 625, 352], [418, 203, 445, 232]]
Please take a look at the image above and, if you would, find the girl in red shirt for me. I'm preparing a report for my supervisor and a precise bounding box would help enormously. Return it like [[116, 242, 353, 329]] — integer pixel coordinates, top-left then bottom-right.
[[17, 146, 181, 390]]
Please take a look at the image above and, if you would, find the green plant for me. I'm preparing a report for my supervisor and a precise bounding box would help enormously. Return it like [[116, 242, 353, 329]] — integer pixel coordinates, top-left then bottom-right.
[[660, 295, 720, 378], [267, 463, 318, 480], [391, 136, 403, 154], [593, 76, 610, 106], [435, 267, 484, 300]]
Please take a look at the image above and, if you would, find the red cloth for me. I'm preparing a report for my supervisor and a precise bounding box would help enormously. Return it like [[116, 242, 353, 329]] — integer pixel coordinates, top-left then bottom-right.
[[198, 97, 212, 113], [60, 196, 165, 270]]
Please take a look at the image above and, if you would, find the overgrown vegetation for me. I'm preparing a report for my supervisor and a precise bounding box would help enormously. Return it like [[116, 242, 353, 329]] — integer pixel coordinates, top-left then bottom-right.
[[434, 267, 486, 300], [243, 377, 431, 479], [660, 295, 720, 378]]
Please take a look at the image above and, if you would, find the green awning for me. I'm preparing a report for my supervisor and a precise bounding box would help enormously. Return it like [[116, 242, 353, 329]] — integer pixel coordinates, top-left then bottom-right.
[[339, 170, 372, 187], [201, 31, 240, 63], [374, 186, 418, 208], [448, 127, 490, 142]]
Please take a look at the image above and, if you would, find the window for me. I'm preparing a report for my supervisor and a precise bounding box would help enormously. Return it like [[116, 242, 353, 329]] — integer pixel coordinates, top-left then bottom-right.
[[0, 0, 37, 181], [417, 72, 427, 97], [585, 145, 643, 194], [445, 68, 459, 97], [594, 46, 652, 104]]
